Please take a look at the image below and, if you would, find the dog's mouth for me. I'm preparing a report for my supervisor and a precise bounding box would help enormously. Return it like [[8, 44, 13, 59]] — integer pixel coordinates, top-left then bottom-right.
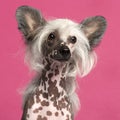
[[51, 46, 71, 62]]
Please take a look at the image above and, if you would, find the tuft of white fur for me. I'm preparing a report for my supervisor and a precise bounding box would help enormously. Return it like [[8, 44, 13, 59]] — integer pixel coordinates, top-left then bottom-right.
[[23, 19, 97, 115]]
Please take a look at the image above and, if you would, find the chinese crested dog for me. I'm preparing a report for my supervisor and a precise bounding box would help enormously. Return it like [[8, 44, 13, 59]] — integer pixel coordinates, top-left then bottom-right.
[[16, 6, 107, 120]]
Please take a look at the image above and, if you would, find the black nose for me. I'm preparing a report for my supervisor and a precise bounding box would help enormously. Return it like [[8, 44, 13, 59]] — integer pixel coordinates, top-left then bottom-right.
[[59, 46, 71, 59]]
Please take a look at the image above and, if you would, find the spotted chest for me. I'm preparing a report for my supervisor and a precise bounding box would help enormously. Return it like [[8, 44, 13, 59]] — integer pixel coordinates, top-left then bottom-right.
[[22, 61, 73, 120]]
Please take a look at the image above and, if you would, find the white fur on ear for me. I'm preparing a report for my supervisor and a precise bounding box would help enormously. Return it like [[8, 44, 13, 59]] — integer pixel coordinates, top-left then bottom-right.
[[80, 16, 107, 48], [16, 6, 46, 42]]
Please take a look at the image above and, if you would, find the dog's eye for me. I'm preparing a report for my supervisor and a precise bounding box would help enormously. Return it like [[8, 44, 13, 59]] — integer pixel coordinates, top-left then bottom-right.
[[70, 36, 77, 44], [48, 33, 55, 40]]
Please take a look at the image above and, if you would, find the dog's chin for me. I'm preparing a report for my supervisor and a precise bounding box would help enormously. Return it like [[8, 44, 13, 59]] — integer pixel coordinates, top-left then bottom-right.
[[54, 58, 70, 62]]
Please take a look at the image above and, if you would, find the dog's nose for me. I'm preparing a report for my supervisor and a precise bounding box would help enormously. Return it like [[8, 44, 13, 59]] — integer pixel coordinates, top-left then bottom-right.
[[59, 46, 71, 60]]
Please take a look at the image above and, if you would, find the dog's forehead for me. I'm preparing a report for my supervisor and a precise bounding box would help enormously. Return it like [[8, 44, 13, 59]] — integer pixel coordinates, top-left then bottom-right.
[[47, 19, 79, 36]]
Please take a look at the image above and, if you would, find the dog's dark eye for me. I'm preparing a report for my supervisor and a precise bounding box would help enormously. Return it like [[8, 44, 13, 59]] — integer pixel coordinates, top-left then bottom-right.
[[48, 33, 55, 40], [70, 36, 77, 44]]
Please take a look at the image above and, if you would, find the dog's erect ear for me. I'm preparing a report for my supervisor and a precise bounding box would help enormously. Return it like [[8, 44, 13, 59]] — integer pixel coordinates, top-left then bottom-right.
[[80, 16, 107, 48], [16, 6, 46, 41]]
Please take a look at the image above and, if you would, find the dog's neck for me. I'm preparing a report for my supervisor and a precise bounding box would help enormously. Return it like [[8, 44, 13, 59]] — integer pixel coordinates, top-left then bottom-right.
[[22, 57, 73, 120], [39, 57, 68, 95]]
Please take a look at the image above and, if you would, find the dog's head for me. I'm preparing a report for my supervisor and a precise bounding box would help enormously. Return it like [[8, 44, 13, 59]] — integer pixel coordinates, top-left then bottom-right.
[[16, 6, 107, 76]]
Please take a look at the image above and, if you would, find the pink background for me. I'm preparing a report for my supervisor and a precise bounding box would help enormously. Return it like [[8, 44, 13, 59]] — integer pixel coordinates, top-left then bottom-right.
[[0, 0, 120, 120]]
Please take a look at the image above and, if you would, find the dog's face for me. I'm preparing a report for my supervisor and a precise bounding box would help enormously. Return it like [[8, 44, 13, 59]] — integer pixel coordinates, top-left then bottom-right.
[[40, 19, 83, 62], [42, 29, 72, 61], [16, 6, 107, 74]]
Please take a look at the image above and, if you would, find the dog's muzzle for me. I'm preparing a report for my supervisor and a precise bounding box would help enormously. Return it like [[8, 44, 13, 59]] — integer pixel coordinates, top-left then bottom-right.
[[52, 45, 71, 61]]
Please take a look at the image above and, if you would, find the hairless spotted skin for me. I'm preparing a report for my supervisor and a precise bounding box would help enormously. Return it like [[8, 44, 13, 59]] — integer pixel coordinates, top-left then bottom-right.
[[22, 56, 73, 120]]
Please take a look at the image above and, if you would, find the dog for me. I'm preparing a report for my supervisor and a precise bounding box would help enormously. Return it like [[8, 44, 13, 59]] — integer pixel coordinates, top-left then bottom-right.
[[16, 6, 107, 120]]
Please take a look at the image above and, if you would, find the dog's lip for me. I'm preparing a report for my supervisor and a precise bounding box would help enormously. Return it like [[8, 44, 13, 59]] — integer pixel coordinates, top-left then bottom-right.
[[51, 53, 71, 62]]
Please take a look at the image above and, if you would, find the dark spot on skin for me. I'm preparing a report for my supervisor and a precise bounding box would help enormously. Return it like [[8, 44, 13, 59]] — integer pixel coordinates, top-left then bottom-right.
[[66, 114, 70, 120], [53, 100, 59, 110], [33, 109, 39, 113], [37, 115, 47, 120], [33, 107, 43, 113], [41, 70, 47, 81], [61, 111, 64, 116], [64, 96, 70, 104], [52, 96, 71, 111], [53, 100, 57, 106], [37, 115, 41, 120], [67, 104, 72, 113], [42, 92, 48, 99], [26, 114, 29, 118], [46, 111, 52, 116], [43, 117, 47, 120], [55, 112, 59, 116], [27, 95, 34, 109], [58, 98, 66, 109], [35, 89, 42, 103], [36, 95, 41, 103], [41, 70, 48, 90], [48, 73, 53, 80], [41, 100, 49, 106], [48, 80, 60, 101], [60, 77, 66, 89], [63, 96, 72, 114], [45, 64, 51, 71], [39, 107, 43, 110]]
